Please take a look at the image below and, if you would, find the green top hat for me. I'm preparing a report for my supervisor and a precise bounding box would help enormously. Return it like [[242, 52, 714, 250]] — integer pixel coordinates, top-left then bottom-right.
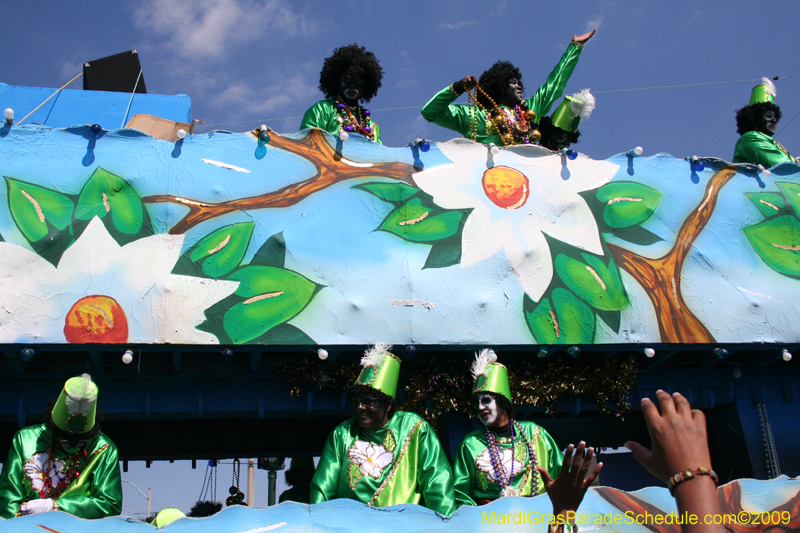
[[52, 373, 98, 434], [550, 89, 596, 133], [749, 77, 777, 105], [153, 508, 186, 527], [471, 349, 511, 401], [355, 343, 401, 398]]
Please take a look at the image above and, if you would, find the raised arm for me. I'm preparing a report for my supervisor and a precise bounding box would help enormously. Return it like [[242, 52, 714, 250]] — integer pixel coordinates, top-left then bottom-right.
[[625, 390, 725, 533], [537, 441, 602, 523], [527, 29, 596, 119], [420, 77, 479, 137]]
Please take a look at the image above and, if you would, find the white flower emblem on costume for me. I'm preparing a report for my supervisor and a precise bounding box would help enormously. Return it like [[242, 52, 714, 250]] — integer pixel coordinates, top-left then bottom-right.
[[347, 440, 394, 479], [0, 217, 238, 344], [23, 453, 64, 491], [476, 447, 524, 483], [414, 141, 618, 301]]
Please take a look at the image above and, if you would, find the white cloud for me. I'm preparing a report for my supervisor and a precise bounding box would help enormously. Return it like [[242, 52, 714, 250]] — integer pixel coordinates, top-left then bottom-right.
[[439, 20, 477, 30], [212, 72, 317, 117], [585, 16, 603, 33], [133, 0, 315, 60]]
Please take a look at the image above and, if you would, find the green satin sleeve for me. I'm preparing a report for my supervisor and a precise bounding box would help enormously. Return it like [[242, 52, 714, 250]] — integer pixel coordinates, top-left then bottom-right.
[[299, 99, 382, 144], [55, 436, 122, 518], [421, 86, 473, 136], [453, 439, 478, 508], [733, 131, 795, 167], [309, 423, 346, 504], [393, 419, 455, 516], [0, 432, 28, 518], [527, 43, 583, 119]]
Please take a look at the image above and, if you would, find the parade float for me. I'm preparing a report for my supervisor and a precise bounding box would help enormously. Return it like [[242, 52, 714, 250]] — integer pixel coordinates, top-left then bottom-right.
[[0, 70, 798, 531]]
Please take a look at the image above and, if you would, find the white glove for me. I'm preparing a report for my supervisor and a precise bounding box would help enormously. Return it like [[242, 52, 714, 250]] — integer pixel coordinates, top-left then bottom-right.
[[19, 498, 54, 514]]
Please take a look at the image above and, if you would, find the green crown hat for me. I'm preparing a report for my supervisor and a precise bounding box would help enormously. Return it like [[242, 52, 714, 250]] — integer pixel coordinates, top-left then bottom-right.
[[550, 89, 596, 133], [749, 77, 777, 105], [52, 373, 98, 434], [355, 343, 401, 398], [471, 349, 511, 401], [153, 508, 186, 528]]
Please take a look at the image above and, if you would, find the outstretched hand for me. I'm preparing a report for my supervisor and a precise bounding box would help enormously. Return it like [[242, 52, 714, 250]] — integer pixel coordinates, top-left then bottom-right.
[[625, 390, 711, 483], [537, 441, 602, 517], [572, 28, 597, 45]]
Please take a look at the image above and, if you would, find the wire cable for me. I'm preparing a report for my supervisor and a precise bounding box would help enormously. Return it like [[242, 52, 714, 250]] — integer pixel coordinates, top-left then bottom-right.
[[16, 72, 83, 125]]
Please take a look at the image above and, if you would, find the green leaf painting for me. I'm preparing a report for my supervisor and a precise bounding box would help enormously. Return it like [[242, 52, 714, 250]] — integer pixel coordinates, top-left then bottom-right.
[[378, 197, 463, 243], [251, 232, 286, 268], [75, 168, 144, 234], [6, 178, 74, 242], [746, 192, 785, 218], [524, 288, 596, 344], [189, 222, 255, 278], [745, 215, 800, 278], [596, 181, 662, 229], [554, 253, 629, 311], [776, 182, 800, 219], [223, 265, 319, 344], [353, 182, 420, 203]]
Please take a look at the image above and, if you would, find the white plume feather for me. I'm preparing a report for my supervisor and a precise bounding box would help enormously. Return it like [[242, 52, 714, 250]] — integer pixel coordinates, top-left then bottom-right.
[[471, 349, 495, 381], [64, 373, 97, 415], [570, 89, 596, 121], [761, 77, 776, 98], [361, 343, 392, 368]]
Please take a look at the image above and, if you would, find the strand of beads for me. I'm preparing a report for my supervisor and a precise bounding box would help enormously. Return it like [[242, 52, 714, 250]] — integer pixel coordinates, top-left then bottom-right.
[[470, 87, 540, 146], [513, 420, 539, 492], [38, 434, 87, 499], [335, 97, 375, 141], [482, 424, 516, 495]]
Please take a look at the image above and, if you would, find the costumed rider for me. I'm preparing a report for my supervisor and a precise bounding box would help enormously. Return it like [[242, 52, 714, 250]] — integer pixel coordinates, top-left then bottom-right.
[[539, 89, 595, 152], [310, 343, 456, 516], [300, 43, 383, 143], [279, 457, 315, 504], [453, 350, 562, 507], [420, 29, 596, 146], [733, 77, 796, 167], [0, 374, 122, 519]]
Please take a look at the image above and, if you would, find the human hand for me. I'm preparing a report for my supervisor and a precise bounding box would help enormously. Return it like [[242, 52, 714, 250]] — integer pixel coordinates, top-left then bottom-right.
[[625, 390, 712, 483], [572, 28, 597, 45], [19, 498, 54, 514], [453, 76, 479, 94], [537, 441, 603, 517]]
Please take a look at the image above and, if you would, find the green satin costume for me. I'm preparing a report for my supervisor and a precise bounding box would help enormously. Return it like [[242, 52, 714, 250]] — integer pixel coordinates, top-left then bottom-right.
[[733, 131, 796, 168], [421, 43, 583, 145], [310, 411, 456, 516], [0, 424, 122, 519], [300, 99, 382, 144], [453, 420, 562, 507]]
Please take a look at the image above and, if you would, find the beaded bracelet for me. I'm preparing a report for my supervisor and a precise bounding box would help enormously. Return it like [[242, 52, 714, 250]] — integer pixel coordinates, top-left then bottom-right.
[[666, 467, 718, 495]]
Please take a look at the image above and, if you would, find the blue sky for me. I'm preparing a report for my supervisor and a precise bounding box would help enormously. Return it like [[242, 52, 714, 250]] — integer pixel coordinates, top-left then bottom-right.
[[1, 0, 798, 161], [1, 0, 798, 518]]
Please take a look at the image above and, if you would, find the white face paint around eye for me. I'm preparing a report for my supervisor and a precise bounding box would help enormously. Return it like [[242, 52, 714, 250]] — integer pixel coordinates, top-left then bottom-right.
[[476, 392, 499, 427]]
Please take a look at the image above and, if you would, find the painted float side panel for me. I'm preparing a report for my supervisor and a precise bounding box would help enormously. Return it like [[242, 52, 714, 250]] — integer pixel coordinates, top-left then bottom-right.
[[0, 125, 798, 346]]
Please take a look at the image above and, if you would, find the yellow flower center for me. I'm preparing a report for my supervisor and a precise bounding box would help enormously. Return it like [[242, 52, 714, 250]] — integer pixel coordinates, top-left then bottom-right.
[[64, 295, 128, 343], [482, 166, 530, 209]]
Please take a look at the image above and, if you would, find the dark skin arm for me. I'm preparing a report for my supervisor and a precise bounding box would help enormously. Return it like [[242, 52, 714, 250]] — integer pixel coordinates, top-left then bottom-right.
[[625, 391, 725, 533], [452, 28, 596, 96], [537, 441, 603, 521]]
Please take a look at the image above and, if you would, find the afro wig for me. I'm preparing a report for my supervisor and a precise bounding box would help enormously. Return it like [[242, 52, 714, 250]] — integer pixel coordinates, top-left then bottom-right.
[[736, 101, 782, 135], [478, 61, 523, 108], [538, 115, 581, 150], [318, 43, 384, 102]]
